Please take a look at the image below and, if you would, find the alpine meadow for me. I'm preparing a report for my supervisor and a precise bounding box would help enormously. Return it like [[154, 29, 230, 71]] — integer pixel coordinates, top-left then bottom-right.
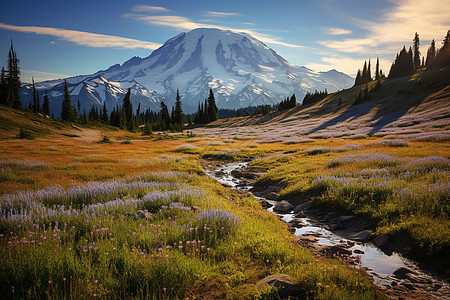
[[0, 1, 449, 299]]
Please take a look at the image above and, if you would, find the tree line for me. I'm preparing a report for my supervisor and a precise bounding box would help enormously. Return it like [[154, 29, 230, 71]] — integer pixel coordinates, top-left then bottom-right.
[[0, 42, 21, 108]]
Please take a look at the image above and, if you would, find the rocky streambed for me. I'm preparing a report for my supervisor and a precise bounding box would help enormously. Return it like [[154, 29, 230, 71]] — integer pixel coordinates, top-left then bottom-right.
[[204, 161, 450, 300]]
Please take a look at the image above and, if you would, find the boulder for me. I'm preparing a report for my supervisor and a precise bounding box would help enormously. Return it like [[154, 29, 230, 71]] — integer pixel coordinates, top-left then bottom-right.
[[353, 230, 372, 242], [259, 200, 273, 209], [230, 169, 244, 178], [264, 185, 281, 193], [339, 215, 356, 223], [274, 201, 294, 213], [374, 234, 390, 247], [266, 192, 279, 200], [323, 245, 352, 256], [393, 267, 416, 279], [294, 201, 313, 213], [256, 274, 301, 297], [136, 210, 153, 219]]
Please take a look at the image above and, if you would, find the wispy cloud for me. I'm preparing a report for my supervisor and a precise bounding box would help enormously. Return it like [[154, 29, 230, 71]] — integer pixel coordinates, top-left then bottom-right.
[[320, 0, 450, 54], [203, 11, 241, 17], [22, 69, 70, 83], [0, 23, 162, 50], [131, 5, 170, 13], [324, 27, 352, 35], [124, 9, 304, 49]]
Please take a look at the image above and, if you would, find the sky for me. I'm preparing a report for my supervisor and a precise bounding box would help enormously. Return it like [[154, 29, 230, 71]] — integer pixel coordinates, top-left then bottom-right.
[[0, 0, 449, 83]]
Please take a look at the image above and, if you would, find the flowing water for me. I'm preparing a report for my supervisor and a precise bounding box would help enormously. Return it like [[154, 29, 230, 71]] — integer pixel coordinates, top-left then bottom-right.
[[205, 161, 449, 299]]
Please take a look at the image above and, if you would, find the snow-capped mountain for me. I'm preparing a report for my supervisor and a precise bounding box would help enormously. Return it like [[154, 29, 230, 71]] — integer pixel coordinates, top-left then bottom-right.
[[21, 28, 353, 115]]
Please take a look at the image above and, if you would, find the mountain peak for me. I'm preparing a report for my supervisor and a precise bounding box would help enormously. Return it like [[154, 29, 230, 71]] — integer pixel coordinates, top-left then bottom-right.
[[22, 29, 353, 115]]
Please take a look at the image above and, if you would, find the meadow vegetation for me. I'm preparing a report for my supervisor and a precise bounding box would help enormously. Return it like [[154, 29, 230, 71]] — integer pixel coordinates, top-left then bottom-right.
[[0, 113, 388, 299], [252, 138, 449, 270]]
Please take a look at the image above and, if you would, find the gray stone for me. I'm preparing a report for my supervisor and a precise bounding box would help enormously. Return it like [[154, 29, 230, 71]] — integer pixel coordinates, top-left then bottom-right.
[[323, 245, 352, 256], [256, 274, 301, 297], [136, 210, 153, 219], [266, 192, 279, 200], [294, 201, 313, 213], [328, 223, 339, 231], [274, 201, 294, 213], [339, 215, 356, 223], [259, 200, 273, 209], [393, 267, 416, 279], [374, 233, 390, 247], [353, 230, 372, 242]]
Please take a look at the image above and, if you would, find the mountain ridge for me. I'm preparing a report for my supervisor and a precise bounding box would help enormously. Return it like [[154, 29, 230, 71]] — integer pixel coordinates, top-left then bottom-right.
[[20, 28, 354, 115]]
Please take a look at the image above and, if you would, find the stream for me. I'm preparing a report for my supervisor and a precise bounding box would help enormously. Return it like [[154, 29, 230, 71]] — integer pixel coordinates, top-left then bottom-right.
[[205, 161, 449, 299]]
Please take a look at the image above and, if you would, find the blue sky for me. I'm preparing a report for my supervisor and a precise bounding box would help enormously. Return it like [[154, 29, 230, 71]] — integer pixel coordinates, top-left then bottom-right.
[[0, 0, 448, 83]]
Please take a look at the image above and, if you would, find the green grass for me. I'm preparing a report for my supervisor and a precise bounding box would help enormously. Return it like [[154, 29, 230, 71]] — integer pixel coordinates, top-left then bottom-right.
[[251, 140, 450, 270]]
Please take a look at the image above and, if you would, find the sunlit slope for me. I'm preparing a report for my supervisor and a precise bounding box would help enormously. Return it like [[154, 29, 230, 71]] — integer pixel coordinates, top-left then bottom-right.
[[204, 66, 450, 141]]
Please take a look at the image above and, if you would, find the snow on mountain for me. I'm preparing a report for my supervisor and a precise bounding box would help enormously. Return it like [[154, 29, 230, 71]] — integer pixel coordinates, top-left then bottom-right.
[[21, 28, 353, 115]]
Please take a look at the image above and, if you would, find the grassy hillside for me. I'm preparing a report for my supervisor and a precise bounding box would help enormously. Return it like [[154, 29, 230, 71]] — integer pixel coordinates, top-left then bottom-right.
[[197, 66, 450, 142]]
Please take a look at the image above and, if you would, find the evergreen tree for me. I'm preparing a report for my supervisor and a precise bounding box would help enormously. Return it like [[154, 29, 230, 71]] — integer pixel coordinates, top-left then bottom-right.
[[102, 102, 108, 123], [5, 41, 21, 108], [354, 69, 362, 86], [362, 61, 367, 82], [413, 32, 421, 69], [388, 46, 415, 78], [0, 67, 7, 105], [174, 89, 184, 129], [122, 88, 132, 125], [32, 77, 37, 113], [77, 100, 81, 114], [434, 30, 450, 67], [61, 80, 75, 121], [36, 89, 40, 113], [375, 58, 380, 80], [43, 91, 50, 116], [159, 101, 170, 130], [207, 88, 218, 122], [136, 102, 141, 124]]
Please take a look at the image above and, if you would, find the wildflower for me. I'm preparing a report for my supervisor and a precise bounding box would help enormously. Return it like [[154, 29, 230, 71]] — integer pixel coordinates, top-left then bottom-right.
[[11, 286, 14, 293], [63, 278, 67, 281], [94, 280, 98, 284], [48, 281, 52, 284]]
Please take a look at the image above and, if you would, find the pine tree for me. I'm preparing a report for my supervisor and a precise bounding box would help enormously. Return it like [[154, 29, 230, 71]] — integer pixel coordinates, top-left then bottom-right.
[[174, 89, 184, 129], [413, 32, 421, 69], [367, 59, 372, 82], [434, 30, 450, 67], [388, 46, 415, 78], [6, 41, 21, 108], [136, 102, 141, 124], [375, 58, 380, 80], [362, 61, 367, 82], [0, 67, 7, 105], [32, 77, 38, 113], [159, 101, 170, 130], [61, 80, 75, 121], [207, 88, 218, 122], [122, 88, 132, 125], [43, 91, 50, 116], [36, 89, 40, 113], [102, 102, 108, 123], [354, 69, 362, 86]]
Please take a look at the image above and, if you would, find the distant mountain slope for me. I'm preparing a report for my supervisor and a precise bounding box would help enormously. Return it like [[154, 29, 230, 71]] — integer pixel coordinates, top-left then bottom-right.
[[193, 66, 450, 142], [20, 28, 353, 116]]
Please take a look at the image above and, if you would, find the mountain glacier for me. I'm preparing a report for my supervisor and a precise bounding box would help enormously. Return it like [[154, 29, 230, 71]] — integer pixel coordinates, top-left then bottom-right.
[[21, 28, 353, 115]]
